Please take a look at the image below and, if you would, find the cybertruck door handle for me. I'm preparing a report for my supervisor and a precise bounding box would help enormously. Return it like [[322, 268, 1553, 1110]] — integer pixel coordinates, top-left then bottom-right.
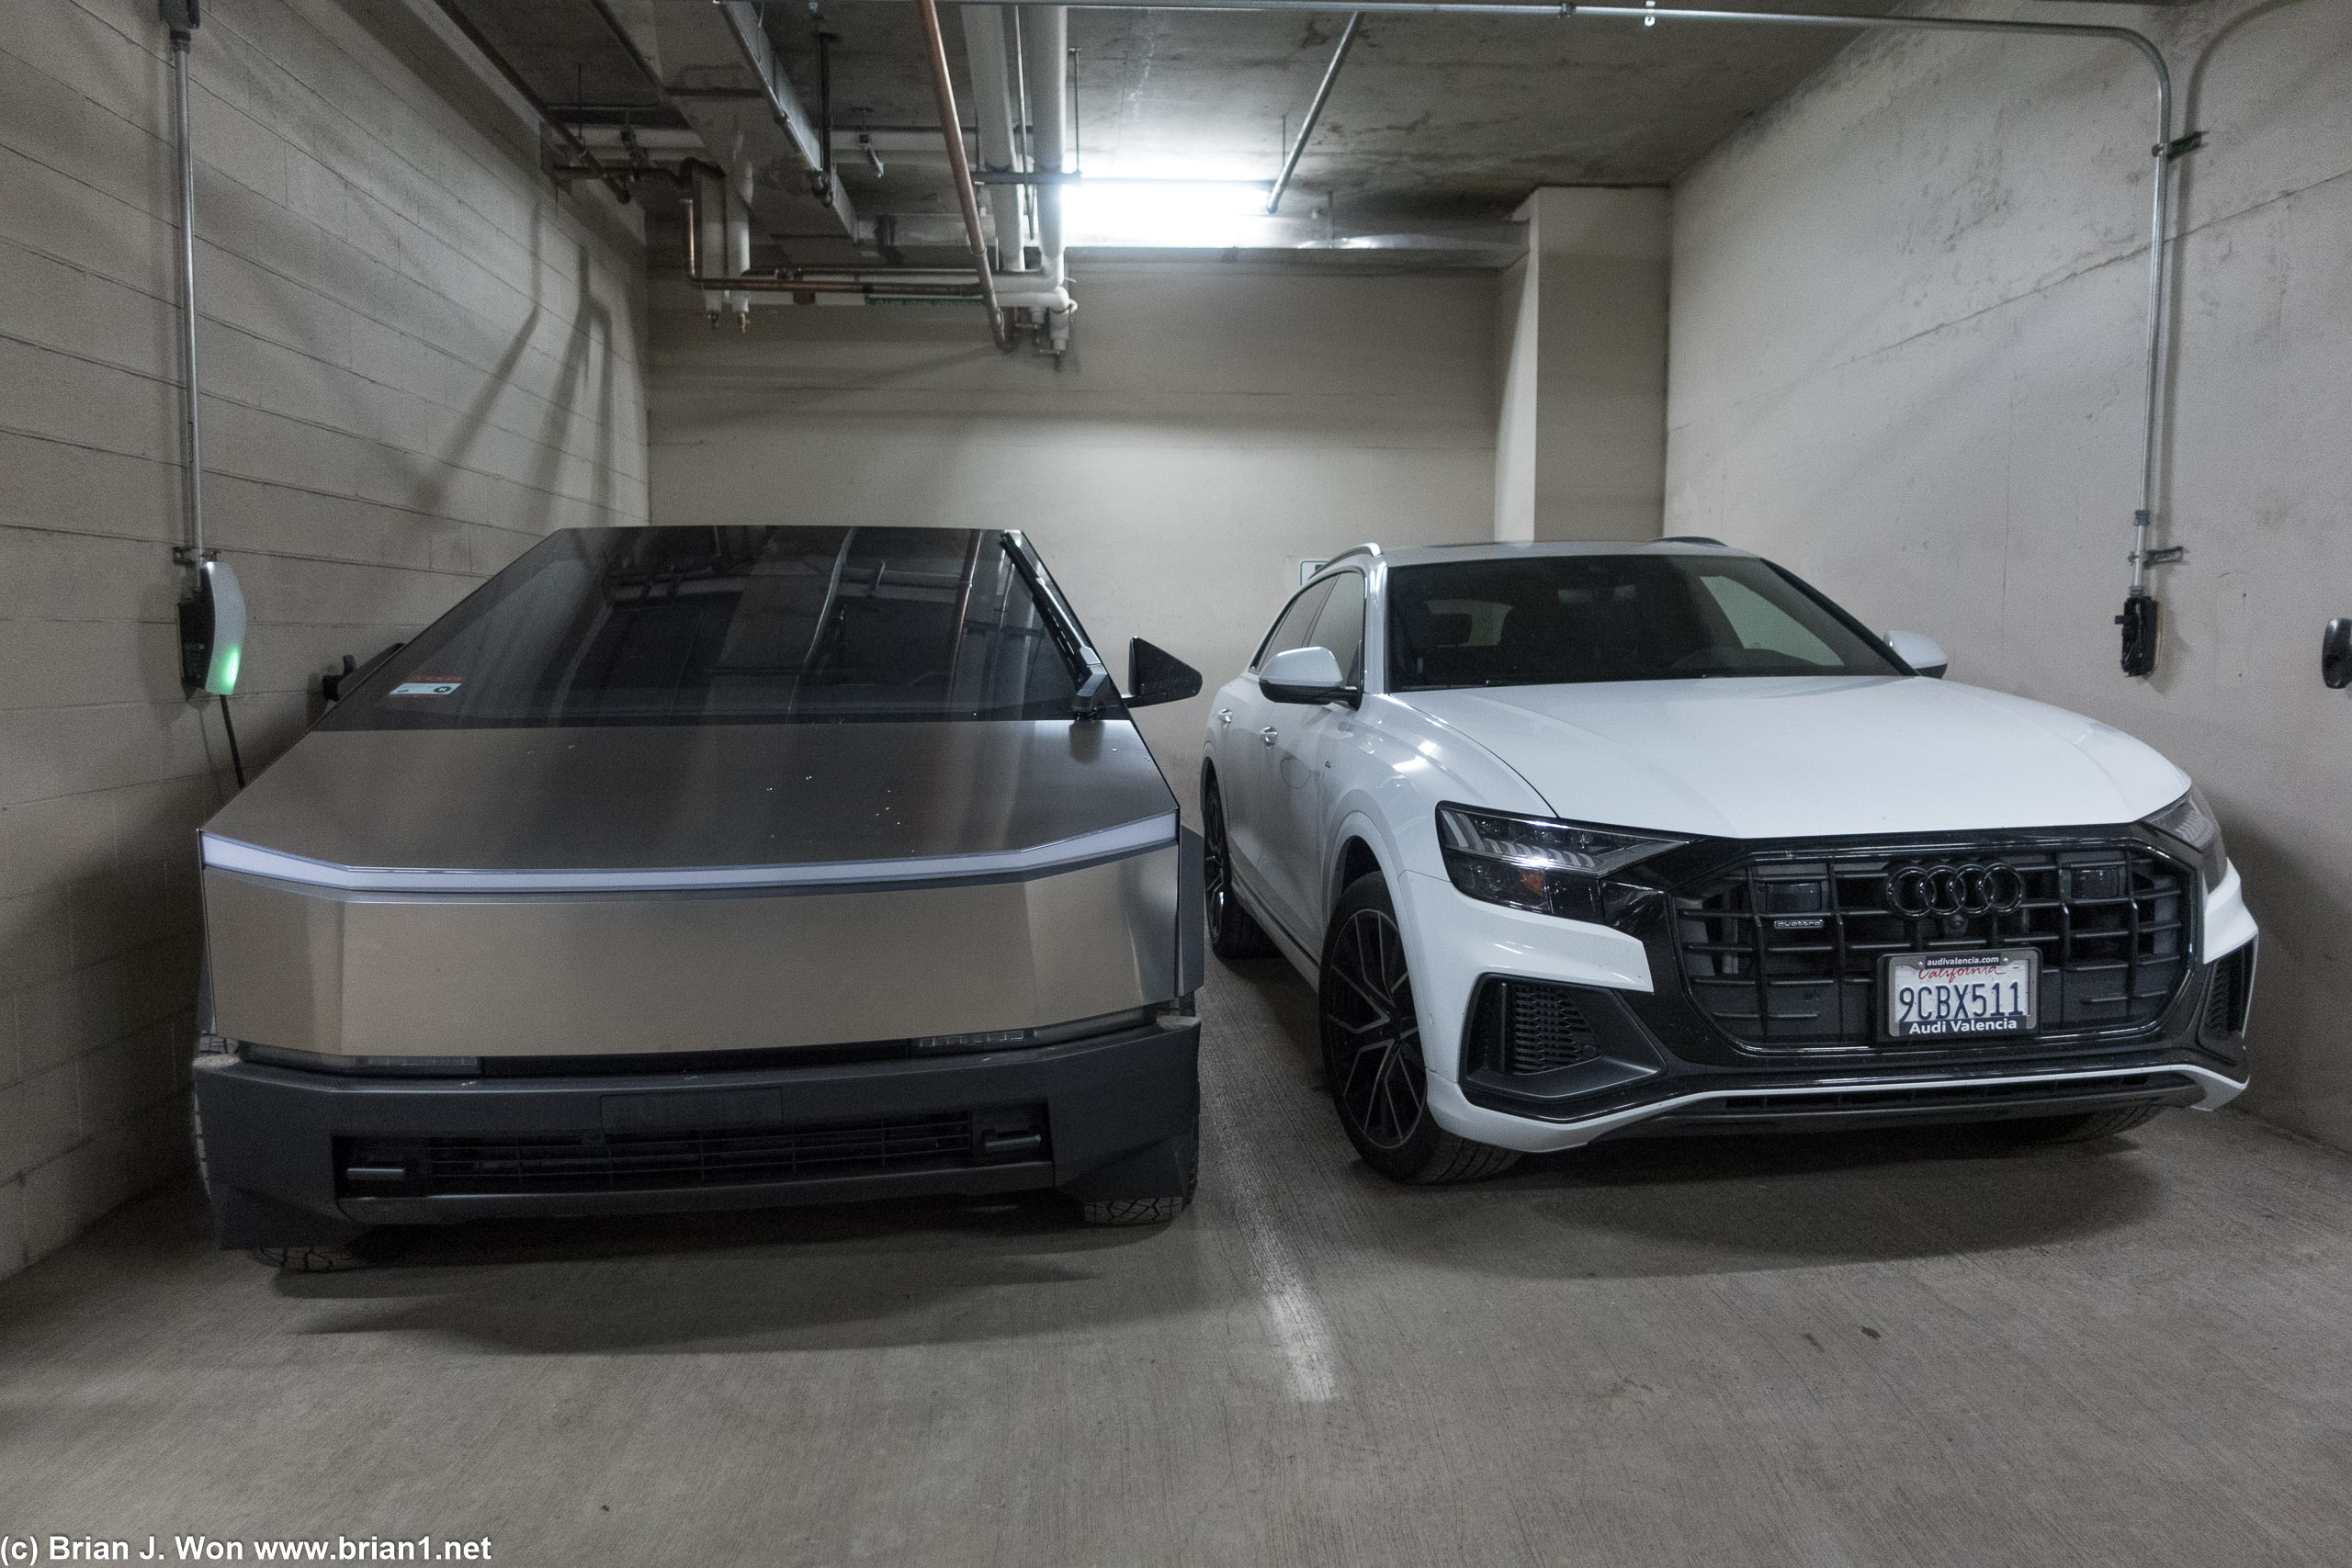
[[1261, 727, 1279, 745]]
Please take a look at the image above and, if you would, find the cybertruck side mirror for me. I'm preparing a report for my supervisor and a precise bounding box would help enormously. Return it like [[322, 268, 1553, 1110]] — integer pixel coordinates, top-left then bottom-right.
[[1261, 645, 1356, 705], [2324, 618, 2351, 690], [1886, 630, 1949, 679], [1125, 637, 1203, 708]]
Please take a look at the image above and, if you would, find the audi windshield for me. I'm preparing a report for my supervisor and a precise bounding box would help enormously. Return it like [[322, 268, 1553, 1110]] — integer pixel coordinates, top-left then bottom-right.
[[1386, 555, 1902, 691], [323, 525, 1087, 728]]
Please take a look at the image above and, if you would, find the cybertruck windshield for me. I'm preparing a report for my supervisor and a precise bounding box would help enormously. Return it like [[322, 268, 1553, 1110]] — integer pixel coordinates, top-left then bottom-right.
[[324, 526, 1085, 728], [1386, 554, 1902, 691]]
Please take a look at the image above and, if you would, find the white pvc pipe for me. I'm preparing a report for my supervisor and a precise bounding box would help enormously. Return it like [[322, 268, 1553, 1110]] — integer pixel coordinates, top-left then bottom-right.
[[959, 6, 1028, 267], [1019, 4, 1069, 311], [695, 165, 729, 318]]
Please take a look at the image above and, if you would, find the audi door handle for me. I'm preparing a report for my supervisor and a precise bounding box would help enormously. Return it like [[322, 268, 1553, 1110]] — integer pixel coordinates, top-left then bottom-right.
[[1216, 708, 1234, 727], [1260, 727, 1279, 746]]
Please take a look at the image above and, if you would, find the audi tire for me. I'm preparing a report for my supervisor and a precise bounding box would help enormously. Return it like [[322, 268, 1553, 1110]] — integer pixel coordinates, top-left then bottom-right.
[[1319, 874, 1520, 1185]]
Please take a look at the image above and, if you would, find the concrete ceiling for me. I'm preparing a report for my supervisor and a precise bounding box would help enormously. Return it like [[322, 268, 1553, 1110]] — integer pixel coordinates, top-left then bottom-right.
[[808, 2, 1899, 227], [450, 0, 1904, 243]]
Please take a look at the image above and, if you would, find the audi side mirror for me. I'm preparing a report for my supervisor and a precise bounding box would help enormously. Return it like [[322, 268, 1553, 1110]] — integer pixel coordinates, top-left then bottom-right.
[[1886, 630, 1949, 679], [1125, 637, 1202, 708], [1261, 645, 1355, 705]]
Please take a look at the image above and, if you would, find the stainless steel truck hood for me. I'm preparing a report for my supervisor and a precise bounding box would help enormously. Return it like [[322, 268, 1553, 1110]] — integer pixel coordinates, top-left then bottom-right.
[[202, 719, 1177, 891]]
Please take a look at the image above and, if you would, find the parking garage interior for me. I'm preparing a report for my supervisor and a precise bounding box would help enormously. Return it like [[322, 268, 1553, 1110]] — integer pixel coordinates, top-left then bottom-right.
[[2, 0, 2348, 1561]]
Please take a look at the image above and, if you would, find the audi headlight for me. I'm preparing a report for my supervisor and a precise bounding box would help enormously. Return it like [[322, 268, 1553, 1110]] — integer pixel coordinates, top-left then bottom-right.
[[2142, 784, 2227, 887], [1435, 804, 1686, 932]]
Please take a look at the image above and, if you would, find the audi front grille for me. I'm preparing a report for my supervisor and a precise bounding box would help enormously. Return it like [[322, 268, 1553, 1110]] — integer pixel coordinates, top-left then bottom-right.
[[1672, 842, 2191, 1048]]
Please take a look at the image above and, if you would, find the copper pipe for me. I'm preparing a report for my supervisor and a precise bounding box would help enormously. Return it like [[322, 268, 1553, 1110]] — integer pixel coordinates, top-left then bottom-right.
[[910, 0, 1013, 348]]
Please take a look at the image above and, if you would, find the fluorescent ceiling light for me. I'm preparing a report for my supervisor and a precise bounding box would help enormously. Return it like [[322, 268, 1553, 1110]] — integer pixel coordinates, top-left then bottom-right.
[[1064, 162, 1288, 248]]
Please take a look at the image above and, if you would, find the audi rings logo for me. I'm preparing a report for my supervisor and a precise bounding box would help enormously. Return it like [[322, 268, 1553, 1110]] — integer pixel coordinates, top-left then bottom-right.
[[1884, 862, 2026, 919]]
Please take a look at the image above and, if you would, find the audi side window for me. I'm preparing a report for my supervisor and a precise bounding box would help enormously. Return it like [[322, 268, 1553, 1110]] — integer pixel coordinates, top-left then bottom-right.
[[1252, 580, 1335, 671], [1306, 571, 1365, 683]]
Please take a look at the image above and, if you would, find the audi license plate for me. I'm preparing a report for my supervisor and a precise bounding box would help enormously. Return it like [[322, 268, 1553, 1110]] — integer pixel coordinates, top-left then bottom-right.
[[1881, 950, 2039, 1041]]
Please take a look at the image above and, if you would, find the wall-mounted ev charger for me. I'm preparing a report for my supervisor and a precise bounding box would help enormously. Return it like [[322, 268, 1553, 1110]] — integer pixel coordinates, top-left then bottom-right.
[[179, 557, 248, 785], [178, 557, 244, 695]]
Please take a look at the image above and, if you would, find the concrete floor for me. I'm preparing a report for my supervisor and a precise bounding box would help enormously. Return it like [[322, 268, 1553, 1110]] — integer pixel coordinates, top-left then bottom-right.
[[6, 956, 2352, 1567]]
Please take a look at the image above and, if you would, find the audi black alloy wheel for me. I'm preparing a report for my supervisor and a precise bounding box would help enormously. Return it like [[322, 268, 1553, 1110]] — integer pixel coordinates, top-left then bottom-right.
[[1318, 873, 1519, 1185]]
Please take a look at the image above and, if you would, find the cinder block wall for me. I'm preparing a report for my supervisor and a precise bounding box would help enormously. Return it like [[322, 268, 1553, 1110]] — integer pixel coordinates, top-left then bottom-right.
[[0, 0, 650, 1277], [1667, 4, 2352, 1144]]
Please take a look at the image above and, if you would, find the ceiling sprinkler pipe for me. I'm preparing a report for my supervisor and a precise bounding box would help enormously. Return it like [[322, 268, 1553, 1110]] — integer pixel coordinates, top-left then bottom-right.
[[912, 0, 1015, 347]]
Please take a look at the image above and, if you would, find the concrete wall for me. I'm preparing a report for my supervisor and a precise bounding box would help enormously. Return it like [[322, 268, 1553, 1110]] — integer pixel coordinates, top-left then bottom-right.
[[0, 0, 649, 1277], [1666, 2, 2352, 1144], [650, 255, 1498, 795], [1494, 187, 1669, 543]]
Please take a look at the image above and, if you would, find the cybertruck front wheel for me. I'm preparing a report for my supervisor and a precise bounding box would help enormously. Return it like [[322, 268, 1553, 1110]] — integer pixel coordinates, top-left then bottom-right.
[[1077, 1124, 1198, 1226], [194, 1083, 375, 1271], [1320, 874, 1519, 1186]]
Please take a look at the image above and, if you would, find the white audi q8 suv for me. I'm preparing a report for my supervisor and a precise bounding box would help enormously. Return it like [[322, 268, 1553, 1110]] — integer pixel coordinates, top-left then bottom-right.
[[1201, 539, 2257, 1183]]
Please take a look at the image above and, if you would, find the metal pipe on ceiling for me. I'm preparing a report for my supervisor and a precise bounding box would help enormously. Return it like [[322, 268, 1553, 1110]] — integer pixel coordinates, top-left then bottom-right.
[[1267, 11, 1360, 215], [673, 158, 988, 298], [912, 0, 1016, 345]]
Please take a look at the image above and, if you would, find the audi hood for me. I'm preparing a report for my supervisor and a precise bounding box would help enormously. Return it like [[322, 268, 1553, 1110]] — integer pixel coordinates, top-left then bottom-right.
[[1403, 674, 2189, 840]]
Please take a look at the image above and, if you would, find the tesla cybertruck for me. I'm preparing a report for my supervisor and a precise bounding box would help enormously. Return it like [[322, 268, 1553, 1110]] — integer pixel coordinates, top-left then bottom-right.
[[193, 525, 1206, 1265]]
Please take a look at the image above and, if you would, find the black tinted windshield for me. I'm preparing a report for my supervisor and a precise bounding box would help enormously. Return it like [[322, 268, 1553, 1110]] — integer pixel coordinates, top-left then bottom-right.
[[1386, 553, 1900, 691], [324, 526, 1084, 728]]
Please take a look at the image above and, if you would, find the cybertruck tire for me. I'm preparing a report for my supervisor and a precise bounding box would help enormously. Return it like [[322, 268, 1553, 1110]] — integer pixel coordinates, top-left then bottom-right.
[[1202, 776, 1275, 960], [1997, 1105, 2166, 1144], [1319, 874, 1520, 1186], [1078, 1125, 1198, 1226], [1081, 1196, 1189, 1226], [194, 1083, 376, 1270], [248, 1243, 373, 1273]]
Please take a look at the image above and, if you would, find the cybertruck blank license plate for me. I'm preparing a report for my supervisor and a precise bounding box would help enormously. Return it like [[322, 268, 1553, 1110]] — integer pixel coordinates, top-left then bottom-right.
[[1881, 950, 2039, 1041]]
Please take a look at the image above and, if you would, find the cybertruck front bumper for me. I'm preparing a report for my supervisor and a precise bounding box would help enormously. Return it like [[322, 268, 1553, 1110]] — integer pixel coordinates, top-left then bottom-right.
[[195, 1015, 1200, 1249]]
